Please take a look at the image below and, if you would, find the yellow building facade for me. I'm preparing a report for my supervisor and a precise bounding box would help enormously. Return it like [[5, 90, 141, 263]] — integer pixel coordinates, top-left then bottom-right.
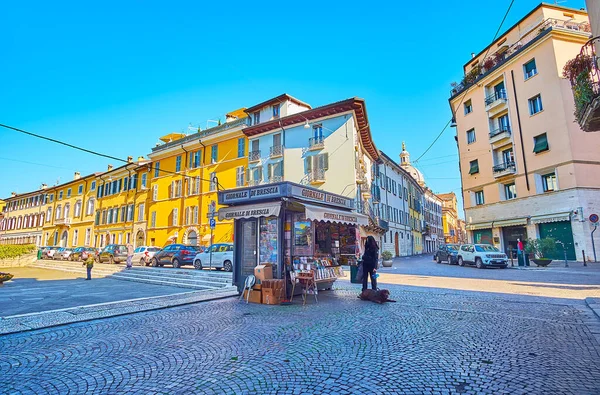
[[146, 114, 248, 247]]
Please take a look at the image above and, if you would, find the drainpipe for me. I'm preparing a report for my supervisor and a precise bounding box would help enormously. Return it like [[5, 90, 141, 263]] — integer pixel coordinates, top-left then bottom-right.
[[179, 144, 189, 235], [126, 166, 135, 244], [97, 174, 107, 247], [199, 140, 206, 238], [510, 70, 530, 191]]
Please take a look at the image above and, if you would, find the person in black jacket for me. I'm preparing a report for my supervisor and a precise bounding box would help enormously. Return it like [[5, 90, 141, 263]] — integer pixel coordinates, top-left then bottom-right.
[[362, 236, 379, 291]]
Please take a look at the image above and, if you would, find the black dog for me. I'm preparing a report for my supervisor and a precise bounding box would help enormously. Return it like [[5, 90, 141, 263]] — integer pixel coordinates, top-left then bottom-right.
[[359, 289, 396, 304]]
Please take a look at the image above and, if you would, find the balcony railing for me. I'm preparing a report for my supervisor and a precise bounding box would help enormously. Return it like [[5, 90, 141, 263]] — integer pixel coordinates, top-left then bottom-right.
[[55, 217, 72, 226], [248, 179, 262, 187], [248, 150, 261, 163], [268, 175, 283, 184], [307, 168, 326, 184], [489, 125, 511, 138], [308, 136, 324, 150], [492, 161, 516, 174], [451, 18, 591, 97], [485, 89, 507, 106], [565, 36, 600, 131], [270, 145, 283, 158]]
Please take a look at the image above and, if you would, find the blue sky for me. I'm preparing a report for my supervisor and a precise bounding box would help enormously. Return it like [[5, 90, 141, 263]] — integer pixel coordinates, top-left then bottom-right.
[[0, 0, 587, 216]]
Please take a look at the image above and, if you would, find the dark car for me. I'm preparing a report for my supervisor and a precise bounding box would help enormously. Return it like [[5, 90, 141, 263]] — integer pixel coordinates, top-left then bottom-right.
[[97, 244, 128, 264], [70, 247, 98, 261], [435, 244, 460, 264], [151, 244, 201, 268]]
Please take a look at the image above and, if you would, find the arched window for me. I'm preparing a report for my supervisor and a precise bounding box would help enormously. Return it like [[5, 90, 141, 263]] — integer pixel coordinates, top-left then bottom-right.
[[188, 231, 198, 246], [32, 214, 38, 228], [46, 207, 53, 222], [87, 199, 95, 215], [17, 216, 22, 229], [74, 200, 82, 217], [55, 205, 62, 220], [39, 213, 45, 226], [64, 203, 70, 219]]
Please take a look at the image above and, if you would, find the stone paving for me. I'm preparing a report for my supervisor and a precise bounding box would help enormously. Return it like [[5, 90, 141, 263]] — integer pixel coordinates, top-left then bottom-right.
[[2, 283, 600, 394]]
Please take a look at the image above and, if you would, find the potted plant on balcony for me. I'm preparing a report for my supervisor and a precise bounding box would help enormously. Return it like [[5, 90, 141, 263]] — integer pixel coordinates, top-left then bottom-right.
[[381, 250, 393, 267], [524, 238, 557, 267]]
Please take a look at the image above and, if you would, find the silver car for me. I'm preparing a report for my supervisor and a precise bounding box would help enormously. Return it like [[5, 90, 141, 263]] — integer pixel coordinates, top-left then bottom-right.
[[54, 247, 74, 260], [193, 243, 234, 271], [133, 246, 161, 266]]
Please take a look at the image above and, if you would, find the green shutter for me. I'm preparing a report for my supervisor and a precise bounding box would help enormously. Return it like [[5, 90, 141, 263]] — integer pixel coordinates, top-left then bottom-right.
[[469, 160, 479, 175], [533, 134, 548, 153]]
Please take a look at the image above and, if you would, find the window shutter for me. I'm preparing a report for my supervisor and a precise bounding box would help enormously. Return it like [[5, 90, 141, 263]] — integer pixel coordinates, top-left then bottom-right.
[[305, 157, 312, 174], [323, 153, 329, 170], [124, 177, 129, 191], [258, 166, 263, 181], [275, 162, 283, 177], [268, 164, 272, 179]]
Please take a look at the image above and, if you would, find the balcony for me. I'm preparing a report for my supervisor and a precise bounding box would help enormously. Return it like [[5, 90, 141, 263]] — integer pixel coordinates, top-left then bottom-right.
[[55, 217, 72, 226], [269, 145, 283, 158], [489, 125, 511, 144], [484, 89, 507, 113], [248, 150, 261, 163], [565, 37, 600, 132], [248, 179, 262, 187], [492, 161, 516, 178], [307, 169, 326, 185], [268, 175, 283, 184], [308, 137, 324, 151]]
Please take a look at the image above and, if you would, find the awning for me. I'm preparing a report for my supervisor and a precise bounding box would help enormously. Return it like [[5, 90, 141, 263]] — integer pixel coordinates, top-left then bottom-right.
[[218, 202, 281, 221], [494, 218, 528, 227], [530, 212, 571, 224], [467, 222, 493, 230], [303, 203, 369, 226]]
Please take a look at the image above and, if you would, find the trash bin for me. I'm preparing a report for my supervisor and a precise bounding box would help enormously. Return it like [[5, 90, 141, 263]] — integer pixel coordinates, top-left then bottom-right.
[[350, 260, 362, 284], [37, 249, 43, 260]]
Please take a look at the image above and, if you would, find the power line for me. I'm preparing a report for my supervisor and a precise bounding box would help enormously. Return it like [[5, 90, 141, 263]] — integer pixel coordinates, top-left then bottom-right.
[[413, 0, 516, 163], [0, 156, 72, 170]]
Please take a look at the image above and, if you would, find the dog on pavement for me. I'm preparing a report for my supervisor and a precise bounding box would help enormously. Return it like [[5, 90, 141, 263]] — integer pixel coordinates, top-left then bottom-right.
[[359, 289, 396, 304]]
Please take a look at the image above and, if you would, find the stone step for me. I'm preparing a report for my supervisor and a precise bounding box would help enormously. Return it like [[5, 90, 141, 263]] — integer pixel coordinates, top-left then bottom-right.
[[111, 271, 230, 288], [134, 266, 233, 280], [109, 275, 211, 290]]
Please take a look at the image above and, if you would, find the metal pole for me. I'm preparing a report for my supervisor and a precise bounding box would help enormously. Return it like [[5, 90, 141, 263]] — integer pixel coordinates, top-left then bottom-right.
[[209, 227, 213, 270], [583, 250, 587, 267], [591, 225, 597, 263]]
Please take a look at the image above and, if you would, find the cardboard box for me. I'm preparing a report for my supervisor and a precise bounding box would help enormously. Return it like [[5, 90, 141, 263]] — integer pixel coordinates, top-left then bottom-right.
[[254, 263, 273, 285], [242, 288, 262, 304], [262, 288, 282, 305]]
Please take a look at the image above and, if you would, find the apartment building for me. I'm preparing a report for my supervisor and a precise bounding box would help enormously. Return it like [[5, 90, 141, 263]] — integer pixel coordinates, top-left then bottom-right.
[[0, 189, 47, 246], [423, 188, 443, 253], [450, 3, 600, 260], [438, 193, 459, 244]]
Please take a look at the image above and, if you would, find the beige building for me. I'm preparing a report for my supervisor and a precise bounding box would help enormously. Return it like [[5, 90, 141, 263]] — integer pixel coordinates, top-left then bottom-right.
[[438, 192, 459, 244], [450, 4, 600, 261], [1, 188, 47, 246]]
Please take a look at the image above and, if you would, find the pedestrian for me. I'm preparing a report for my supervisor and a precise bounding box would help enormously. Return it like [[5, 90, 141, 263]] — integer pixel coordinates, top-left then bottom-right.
[[517, 238, 524, 254], [82, 253, 94, 280], [361, 236, 379, 292], [126, 243, 134, 269]]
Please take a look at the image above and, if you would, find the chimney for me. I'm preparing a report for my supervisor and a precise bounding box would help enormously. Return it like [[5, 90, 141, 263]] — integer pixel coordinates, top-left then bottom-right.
[[137, 156, 145, 162], [107, 164, 113, 171], [471, 53, 475, 58], [74, 171, 81, 180], [127, 156, 133, 163], [11, 192, 17, 197]]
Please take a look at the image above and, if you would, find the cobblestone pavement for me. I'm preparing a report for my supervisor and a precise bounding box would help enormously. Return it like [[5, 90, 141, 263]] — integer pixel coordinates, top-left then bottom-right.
[[2, 284, 600, 394]]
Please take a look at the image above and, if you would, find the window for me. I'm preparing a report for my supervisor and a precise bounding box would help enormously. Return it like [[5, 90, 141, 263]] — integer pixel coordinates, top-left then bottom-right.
[[151, 211, 156, 228], [59, 191, 63, 200], [253, 111, 260, 125], [502, 148, 514, 164], [185, 207, 190, 225], [210, 172, 217, 191], [46, 207, 53, 222], [193, 207, 198, 224], [272, 104, 280, 118], [524, 58, 537, 79], [194, 176, 200, 195], [102, 210, 107, 224], [85, 228, 91, 245], [238, 138, 245, 158], [504, 183, 517, 200], [469, 160, 479, 175], [154, 162, 160, 178], [130, 174, 138, 190], [175, 155, 182, 172], [464, 100, 473, 115], [87, 199, 95, 215], [268, 162, 283, 182], [475, 191, 485, 205], [56, 205, 62, 220], [528, 94, 543, 115], [533, 133, 549, 153], [313, 124, 323, 139], [171, 180, 182, 198], [120, 206, 126, 222], [467, 128, 476, 144], [153, 185, 158, 201], [273, 133, 282, 148], [542, 173, 557, 192], [107, 208, 112, 224], [123, 177, 129, 191], [251, 167, 263, 184], [112, 208, 118, 224], [211, 145, 218, 164], [127, 204, 134, 221], [67, 189, 71, 198], [236, 167, 245, 187], [91, 181, 96, 191], [74, 201, 82, 217], [78, 185, 83, 195], [172, 208, 178, 226], [141, 173, 147, 188], [138, 203, 145, 222], [73, 230, 78, 246]]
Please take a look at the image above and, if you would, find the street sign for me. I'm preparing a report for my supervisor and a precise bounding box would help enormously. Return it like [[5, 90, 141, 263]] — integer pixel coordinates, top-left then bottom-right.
[[209, 218, 216, 229], [589, 213, 599, 223]]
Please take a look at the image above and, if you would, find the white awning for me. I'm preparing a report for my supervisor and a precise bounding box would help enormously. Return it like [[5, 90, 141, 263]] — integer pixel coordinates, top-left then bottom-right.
[[303, 203, 369, 226], [467, 222, 493, 230], [531, 212, 571, 224], [218, 202, 281, 221], [494, 218, 528, 227]]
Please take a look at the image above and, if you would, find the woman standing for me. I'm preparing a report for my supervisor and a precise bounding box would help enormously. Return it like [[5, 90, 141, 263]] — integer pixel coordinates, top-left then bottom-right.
[[362, 236, 379, 291]]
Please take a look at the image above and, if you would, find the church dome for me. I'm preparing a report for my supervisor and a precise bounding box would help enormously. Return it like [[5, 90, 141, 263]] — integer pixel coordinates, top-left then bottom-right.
[[399, 142, 425, 187]]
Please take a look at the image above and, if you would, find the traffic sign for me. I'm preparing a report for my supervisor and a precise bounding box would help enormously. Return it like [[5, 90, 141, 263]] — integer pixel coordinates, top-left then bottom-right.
[[590, 213, 599, 224], [209, 218, 216, 229]]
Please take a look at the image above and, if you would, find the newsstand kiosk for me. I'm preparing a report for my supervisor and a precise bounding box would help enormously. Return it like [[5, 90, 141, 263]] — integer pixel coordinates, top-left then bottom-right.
[[217, 182, 369, 300]]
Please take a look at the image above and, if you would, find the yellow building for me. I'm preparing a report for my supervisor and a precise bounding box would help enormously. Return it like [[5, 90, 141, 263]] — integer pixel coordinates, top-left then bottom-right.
[[146, 111, 248, 247], [42, 172, 98, 247], [93, 158, 151, 248], [438, 193, 458, 244], [1, 188, 47, 246]]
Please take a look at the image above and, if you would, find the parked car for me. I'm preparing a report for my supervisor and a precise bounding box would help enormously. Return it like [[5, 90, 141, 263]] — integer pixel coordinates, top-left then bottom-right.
[[193, 243, 234, 271], [53, 247, 74, 260], [434, 244, 460, 264], [97, 244, 128, 264], [457, 244, 508, 269], [70, 247, 98, 261], [133, 246, 161, 266], [42, 246, 59, 259], [151, 244, 201, 268]]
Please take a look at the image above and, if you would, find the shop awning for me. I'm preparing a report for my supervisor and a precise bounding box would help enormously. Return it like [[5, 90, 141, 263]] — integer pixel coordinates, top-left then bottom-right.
[[218, 202, 281, 221], [467, 221, 493, 230], [303, 203, 369, 226], [494, 218, 528, 227], [530, 212, 571, 224]]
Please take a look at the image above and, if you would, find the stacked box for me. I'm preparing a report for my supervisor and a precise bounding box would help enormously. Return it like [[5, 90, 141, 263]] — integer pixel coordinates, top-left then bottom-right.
[[242, 287, 262, 304], [262, 279, 284, 305]]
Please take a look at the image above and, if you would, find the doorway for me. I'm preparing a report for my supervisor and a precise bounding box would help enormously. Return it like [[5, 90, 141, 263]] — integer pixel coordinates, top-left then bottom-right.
[[240, 219, 258, 279], [60, 231, 68, 247], [136, 230, 144, 247], [394, 232, 399, 257], [502, 226, 527, 258]]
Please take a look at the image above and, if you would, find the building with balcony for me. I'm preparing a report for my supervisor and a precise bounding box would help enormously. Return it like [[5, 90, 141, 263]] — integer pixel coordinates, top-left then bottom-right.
[[0, 189, 47, 246], [450, 3, 600, 261], [241, 94, 387, 244], [423, 188, 443, 253]]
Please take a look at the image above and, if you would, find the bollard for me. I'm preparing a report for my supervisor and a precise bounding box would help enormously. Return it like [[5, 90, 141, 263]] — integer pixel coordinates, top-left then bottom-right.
[[583, 250, 587, 267], [564, 249, 568, 267]]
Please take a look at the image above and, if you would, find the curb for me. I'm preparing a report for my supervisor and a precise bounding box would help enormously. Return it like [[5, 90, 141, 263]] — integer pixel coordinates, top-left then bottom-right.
[[585, 297, 600, 320], [0, 287, 238, 336]]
